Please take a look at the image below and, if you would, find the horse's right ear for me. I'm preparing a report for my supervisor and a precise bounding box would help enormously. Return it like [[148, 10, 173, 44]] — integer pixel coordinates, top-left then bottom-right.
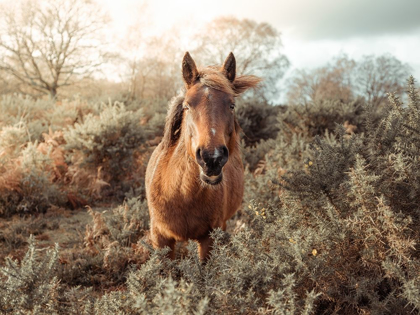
[[182, 52, 199, 88]]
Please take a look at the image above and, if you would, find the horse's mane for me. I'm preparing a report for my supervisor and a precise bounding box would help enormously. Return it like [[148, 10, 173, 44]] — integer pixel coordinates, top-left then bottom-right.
[[162, 92, 185, 149], [161, 66, 261, 149]]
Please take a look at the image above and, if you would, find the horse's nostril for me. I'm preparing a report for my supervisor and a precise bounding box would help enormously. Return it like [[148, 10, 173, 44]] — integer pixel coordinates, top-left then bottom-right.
[[220, 146, 229, 167], [222, 146, 229, 158], [196, 148, 205, 167], [197, 146, 228, 173]]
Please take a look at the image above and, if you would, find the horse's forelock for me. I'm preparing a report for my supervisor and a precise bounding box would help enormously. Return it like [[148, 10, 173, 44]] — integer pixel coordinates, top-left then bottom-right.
[[198, 67, 235, 95], [198, 67, 261, 96]]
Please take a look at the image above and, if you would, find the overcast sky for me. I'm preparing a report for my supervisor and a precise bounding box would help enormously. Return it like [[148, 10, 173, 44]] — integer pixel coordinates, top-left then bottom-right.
[[103, 0, 420, 81]]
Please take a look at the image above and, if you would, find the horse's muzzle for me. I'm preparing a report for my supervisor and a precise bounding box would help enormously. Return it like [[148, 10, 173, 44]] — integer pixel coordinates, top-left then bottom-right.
[[196, 145, 228, 185], [196, 146, 228, 175]]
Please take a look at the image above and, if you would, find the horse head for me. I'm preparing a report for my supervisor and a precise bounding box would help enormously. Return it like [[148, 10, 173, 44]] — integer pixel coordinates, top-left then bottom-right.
[[180, 52, 260, 185]]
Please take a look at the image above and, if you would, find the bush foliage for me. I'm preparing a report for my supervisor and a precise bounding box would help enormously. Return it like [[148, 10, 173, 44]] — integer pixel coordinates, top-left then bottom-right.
[[0, 77, 419, 314], [64, 101, 148, 199], [0, 96, 149, 216]]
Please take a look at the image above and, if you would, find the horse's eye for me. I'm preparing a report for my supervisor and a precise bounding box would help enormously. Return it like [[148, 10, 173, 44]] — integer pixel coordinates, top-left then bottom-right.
[[230, 104, 235, 110], [183, 102, 190, 110]]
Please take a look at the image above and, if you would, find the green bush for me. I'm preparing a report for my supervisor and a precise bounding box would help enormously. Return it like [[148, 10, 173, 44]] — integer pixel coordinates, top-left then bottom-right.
[[0, 236, 89, 314], [0, 95, 101, 215], [277, 98, 367, 140], [236, 97, 282, 146], [0, 95, 84, 142], [1, 78, 419, 314], [64, 101, 148, 199], [0, 139, 66, 216], [270, 77, 420, 313]]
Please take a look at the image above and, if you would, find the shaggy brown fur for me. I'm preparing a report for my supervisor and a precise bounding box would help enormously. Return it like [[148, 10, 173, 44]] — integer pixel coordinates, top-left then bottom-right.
[[145, 52, 261, 260]]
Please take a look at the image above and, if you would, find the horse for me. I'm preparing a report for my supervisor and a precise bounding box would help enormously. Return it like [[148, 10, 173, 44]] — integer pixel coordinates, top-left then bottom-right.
[[145, 52, 261, 261]]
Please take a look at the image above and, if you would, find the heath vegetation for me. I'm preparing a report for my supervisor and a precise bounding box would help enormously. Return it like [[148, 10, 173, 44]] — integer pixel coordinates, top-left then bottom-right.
[[0, 0, 418, 314]]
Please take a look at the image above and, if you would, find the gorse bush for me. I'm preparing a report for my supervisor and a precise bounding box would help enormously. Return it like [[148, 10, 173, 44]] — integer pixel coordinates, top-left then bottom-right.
[[0, 95, 83, 142], [272, 77, 420, 313], [0, 96, 151, 216], [0, 78, 419, 314], [64, 101, 148, 199], [0, 133, 66, 216], [277, 98, 366, 140], [55, 196, 150, 290], [0, 236, 92, 315], [18, 143, 66, 213], [281, 76, 420, 229], [236, 97, 283, 146]]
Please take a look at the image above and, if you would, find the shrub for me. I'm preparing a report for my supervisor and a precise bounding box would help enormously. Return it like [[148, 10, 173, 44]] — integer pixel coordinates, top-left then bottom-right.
[[269, 77, 420, 313], [277, 98, 366, 140], [1, 78, 419, 314], [64, 101, 148, 199], [57, 196, 150, 290], [0, 236, 89, 314], [236, 97, 282, 146], [0, 138, 66, 217]]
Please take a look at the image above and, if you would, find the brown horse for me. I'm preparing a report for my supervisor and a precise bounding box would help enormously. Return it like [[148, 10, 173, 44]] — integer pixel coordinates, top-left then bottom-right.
[[145, 52, 261, 261]]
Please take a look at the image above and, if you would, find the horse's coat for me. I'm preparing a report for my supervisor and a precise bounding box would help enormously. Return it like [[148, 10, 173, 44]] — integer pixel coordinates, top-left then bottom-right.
[[145, 52, 261, 260]]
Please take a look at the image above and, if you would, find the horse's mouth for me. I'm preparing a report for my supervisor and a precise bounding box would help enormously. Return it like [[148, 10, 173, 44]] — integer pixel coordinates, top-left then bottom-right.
[[200, 171, 223, 185]]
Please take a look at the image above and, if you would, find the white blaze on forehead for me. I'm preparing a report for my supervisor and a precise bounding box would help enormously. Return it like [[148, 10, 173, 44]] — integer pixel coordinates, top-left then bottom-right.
[[211, 128, 216, 136]]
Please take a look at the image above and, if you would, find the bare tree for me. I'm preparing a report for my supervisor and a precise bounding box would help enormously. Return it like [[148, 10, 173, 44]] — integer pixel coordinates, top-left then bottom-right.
[[116, 2, 183, 102], [287, 54, 411, 106], [192, 17, 290, 100], [0, 0, 108, 98], [132, 35, 182, 101], [123, 35, 182, 102], [0, 71, 18, 94], [287, 55, 356, 105], [355, 54, 412, 106]]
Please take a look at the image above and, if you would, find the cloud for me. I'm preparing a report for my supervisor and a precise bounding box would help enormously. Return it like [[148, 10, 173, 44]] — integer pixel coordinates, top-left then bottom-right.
[[104, 0, 420, 41], [256, 0, 420, 40]]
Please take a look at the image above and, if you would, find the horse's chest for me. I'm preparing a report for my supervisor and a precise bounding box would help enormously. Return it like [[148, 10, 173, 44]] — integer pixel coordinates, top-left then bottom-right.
[[152, 192, 225, 241]]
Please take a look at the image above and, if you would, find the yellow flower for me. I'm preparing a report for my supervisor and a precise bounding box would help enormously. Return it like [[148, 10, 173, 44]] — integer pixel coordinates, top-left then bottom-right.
[[308, 161, 313, 166], [312, 249, 318, 256]]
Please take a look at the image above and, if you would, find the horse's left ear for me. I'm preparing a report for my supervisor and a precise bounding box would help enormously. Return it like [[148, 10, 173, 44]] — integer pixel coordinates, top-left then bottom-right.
[[222, 52, 236, 82], [182, 52, 199, 88]]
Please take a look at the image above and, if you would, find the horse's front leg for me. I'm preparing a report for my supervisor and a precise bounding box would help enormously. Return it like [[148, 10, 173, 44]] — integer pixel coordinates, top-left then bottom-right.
[[150, 227, 176, 259], [198, 232, 214, 261]]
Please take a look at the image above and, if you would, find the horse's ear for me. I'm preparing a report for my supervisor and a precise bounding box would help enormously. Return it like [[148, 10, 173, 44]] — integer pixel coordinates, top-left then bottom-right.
[[182, 52, 199, 88], [222, 52, 236, 82]]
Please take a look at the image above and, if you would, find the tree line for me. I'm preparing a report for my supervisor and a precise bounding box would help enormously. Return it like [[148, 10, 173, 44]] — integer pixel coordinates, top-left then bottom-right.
[[0, 0, 413, 106]]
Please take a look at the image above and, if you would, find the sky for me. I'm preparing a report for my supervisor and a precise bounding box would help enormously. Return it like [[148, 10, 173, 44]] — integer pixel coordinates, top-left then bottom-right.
[[102, 0, 420, 82]]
